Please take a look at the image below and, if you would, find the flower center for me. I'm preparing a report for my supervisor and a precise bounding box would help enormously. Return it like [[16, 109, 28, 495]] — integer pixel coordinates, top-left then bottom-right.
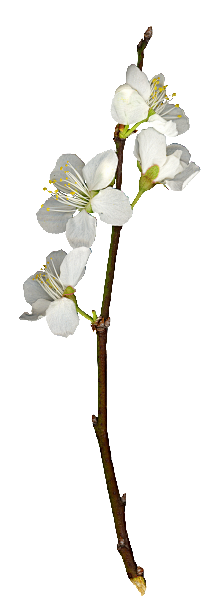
[[32, 257, 65, 300], [42, 161, 91, 215], [148, 77, 175, 114]]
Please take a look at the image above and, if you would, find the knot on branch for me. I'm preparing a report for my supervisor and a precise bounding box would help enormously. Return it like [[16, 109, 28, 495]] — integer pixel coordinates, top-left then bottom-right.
[[92, 414, 98, 426], [91, 316, 110, 332], [119, 485, 126, 504], [117, 537, 129, 552], [137, 566, 144, 577]]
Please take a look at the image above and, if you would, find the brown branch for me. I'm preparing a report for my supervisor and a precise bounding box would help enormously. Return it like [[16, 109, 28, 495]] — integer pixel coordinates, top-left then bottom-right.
[[92, 139, 137, 580], [137, 26, 153, 70], [92, 319, 141, 581]]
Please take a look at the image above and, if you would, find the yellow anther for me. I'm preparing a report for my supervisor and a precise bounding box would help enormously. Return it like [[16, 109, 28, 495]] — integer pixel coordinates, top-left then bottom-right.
[[159, 87, 163, 92], [41, 204, 44, 208], [32, 278, 34, 280], [43, 187, 47, 191], [172, 93, 176, 97], [47, 208, 50, 211], [60, 178, 62, 182], [71, 191, 75, 196], [175, 103, 179, 107], [48, 190, 52, 193], [60, 166, 63, 171], [66, 177, 68, 180], [177, 115, 182, 118], [49, 180, 52, 184]]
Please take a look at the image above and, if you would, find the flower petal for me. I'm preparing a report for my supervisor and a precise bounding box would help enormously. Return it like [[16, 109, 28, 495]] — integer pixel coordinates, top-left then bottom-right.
[[66, 210, 97, 248], [37, 196, 74, 233], [60, 247, 91, 288], [50, 154, 85, 194], [32, 298, 52, 315], [46, 297, 79, 337], [23, 272, 52, 305], [156, 154, 183, 182], [126, 65, 151, 101], [111, 84, 149, 125], [166, 143, 191, 165], [135, 128, 167, 173], [148, 113, 178, 136], [41, 250, 66, 275], [149, 69, 165, 88], [82, 150, 118, 191], [166, 162, 200, 191], [91, 188, 132, 225], [23, 250, 66, 305], [159, 104, 189, 135]]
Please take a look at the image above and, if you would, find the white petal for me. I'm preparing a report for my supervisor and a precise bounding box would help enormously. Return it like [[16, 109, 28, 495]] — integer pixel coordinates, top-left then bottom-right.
[[166, 143, 191, 165], [156, 154, 183, 182], [46, 298, 79, 337], [23, 272, 52, 305], [136, 128, 167, 173], [126, 65, 151, 101], [148, 113, 178, 136], [166, 162, 200, 191], [133, 137, 140, 162], [159, 103, 189, 135], [149, 68, 165, 87], [46, 250, 67, 276], [82, 150, 118, 191], [60, 247, 91, 288], [32, 298, 52, 316], [66, 210, 97, 248], [37, 196, 74, 234], [23, 250, 66, 305], [111, 84, 149, 125], [50, 154, 85, 194], [91, 188, 132, 225]]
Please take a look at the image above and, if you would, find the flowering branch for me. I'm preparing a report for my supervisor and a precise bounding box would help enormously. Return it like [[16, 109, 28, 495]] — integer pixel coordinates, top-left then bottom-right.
[[137, 26, 153, 71]]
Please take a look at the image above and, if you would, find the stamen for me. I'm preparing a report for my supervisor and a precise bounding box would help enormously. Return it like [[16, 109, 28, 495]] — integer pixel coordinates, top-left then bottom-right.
[[34, 255, 66, 300], [66, 162, 86, 187], [160, 106, 183, 118]]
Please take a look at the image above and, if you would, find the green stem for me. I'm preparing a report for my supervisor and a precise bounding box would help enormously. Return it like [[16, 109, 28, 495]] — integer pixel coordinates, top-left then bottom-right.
[[119, 118, 147, 139], [119, 108, 156, 140], [76, 304, 93, 322], [131, 189, 144, 209]]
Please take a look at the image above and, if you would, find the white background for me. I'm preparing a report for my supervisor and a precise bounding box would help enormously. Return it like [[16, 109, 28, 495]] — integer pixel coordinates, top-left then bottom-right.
[[1, 1, 213, 599]]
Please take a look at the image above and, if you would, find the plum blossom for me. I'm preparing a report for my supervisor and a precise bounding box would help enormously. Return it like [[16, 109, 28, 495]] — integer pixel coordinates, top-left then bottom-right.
[[133, 128, 200, 192], [111, 65, 189, 136], [37, 151, 132, 248], [19, 248, 91, 337]]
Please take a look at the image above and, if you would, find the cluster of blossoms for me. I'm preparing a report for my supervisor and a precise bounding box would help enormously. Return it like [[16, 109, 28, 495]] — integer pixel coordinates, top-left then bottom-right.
[[20, 64, 200, 337], [111, 65, 199, 193], [20, 150, 132, 336]]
